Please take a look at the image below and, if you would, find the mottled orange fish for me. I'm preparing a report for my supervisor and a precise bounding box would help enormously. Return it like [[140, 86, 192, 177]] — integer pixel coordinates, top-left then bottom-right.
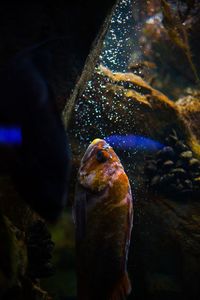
[[74, 138, 133, 300]]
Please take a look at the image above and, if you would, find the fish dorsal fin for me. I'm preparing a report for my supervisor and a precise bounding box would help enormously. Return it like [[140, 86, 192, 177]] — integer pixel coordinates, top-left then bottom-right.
[[110, 272, 132, 300]]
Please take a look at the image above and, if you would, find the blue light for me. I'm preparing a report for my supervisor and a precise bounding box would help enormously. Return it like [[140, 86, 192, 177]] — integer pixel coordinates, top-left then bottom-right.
[[105, 134, 164, 151], [0, 127, 22, 145]]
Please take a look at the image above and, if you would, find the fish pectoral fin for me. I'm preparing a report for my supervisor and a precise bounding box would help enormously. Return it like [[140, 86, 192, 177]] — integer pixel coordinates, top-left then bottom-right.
[[110, 272, 132, 300], [74, 184, 87, 243]]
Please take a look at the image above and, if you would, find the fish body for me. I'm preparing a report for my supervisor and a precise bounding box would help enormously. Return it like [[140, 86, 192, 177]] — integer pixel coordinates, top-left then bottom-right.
[[0, 49, 70, 222], [105, 134, 164, 151], [74, 139, 133, 300]]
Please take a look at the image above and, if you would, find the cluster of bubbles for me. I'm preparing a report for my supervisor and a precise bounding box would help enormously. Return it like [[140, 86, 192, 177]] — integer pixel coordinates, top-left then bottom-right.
[[69, 0, 148, 189], [73, 74, 110, 144], [73, 74, 137, 150], [100, 0, 135, 72], [71, 0, 136, 147]]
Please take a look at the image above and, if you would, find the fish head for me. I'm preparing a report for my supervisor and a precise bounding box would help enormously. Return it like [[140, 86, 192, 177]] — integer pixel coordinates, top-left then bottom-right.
[[78, 138, 123, 192]]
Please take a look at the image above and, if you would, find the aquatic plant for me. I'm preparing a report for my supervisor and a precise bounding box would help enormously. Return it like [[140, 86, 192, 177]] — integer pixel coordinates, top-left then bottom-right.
[[161, 0, 200, 84]]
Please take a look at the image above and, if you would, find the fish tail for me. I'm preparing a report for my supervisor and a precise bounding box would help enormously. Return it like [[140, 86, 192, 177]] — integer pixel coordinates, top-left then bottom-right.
[[110, 272, 132, 300]]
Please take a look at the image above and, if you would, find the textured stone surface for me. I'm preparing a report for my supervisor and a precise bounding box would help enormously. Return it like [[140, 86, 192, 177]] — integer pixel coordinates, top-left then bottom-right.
[[69, 64, 192, 151], [176, 95, 200, 143], [67, 66, 200, 300], [129, 195, 200, 300]]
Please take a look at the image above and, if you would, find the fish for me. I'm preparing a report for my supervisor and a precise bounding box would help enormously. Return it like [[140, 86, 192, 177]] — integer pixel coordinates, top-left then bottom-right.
[[0, 126, 22, 145], [105, 134, 164, 151], [74, 138, 133, 300], [0, 47, 70, 222]]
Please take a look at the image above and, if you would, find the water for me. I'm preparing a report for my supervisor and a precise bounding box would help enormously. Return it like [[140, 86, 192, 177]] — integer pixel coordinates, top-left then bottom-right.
[[0, 0, 197, 300], [67, 1, 200, 299], [100, 0, 135, 72]]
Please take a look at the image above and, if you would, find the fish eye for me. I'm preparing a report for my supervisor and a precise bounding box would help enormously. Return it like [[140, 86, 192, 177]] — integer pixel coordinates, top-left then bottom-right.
[[96, 150, 108, 163]]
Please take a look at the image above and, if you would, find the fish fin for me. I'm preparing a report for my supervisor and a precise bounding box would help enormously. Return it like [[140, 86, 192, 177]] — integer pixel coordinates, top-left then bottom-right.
[[74, 184, 87, 243], [110, 272, 132, 300]]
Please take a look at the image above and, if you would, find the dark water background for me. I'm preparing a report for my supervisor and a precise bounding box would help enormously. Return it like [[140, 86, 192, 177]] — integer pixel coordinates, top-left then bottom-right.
[[0, 0, 200, 299]]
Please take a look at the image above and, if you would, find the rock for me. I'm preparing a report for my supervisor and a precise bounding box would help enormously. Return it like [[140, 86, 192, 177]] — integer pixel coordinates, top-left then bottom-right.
[[180, 151, 193, 160], [129, 196, 200, 300], [26, 220, 55, 279], [65, 56, 200, 300], [68, 64, 190, 145], [157, 146, 175, 160], [176, 183, 184, 192], [180, 189, 192, 195], [176, 159, 184, 168], [163, 160, 174, 170], [184, 180, 193, 190], [150, 175, 160, 187], [189, 171, 200, 179], [159, 173, 175, 185], [0, 213, 28, 297], [156, 158, 164, 167], [145, 159, 157, 166], [174, 141, 189, 153], [193, 177, 200, 184], [189, 158, 200, 169], [145, 128, 200, 199], [166, 132, 178, 145], [169, 183, 178, 193], [145, 163, 157, 176], [176, 96, 200, 143], [171, 168, 187, 178]]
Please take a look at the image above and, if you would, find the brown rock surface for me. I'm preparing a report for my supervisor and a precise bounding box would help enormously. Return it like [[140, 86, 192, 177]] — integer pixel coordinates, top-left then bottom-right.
[[176, 94, 200, 144], [69, 64, 192, 152], [68, 65, 200, 300], [129, 195, 200, 300]]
